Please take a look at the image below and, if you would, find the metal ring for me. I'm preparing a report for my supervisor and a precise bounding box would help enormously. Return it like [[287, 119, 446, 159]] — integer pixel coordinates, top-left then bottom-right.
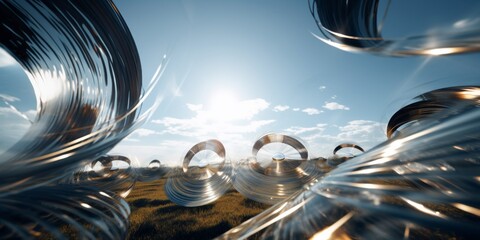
[[165, 139, 232, 207], [387, 86, 480, 138], [182, 139, 226, 174], [333, 143, 365, 155], [233, 133, 323, 205]]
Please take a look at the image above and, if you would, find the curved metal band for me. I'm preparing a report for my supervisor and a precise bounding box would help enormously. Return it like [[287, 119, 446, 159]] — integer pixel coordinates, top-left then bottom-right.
[[387, 101, 446, 138], [333, 143, 364, 155], [310, 0, 381, 49], [387, 86, 480, 138], [182, 139, 226, 172], [148, 159, 162, 168], [91, 155, 131, 169], [252, 133, 308, 160]]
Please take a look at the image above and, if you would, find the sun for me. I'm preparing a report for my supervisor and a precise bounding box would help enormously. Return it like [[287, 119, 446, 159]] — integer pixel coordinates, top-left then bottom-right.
[[209, 90, 239, 122]]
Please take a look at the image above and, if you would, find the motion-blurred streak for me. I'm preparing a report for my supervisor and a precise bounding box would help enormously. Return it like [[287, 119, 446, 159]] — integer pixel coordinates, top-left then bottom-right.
[[233, 133, 323, 205], [0, 185, 130, 239], [310, 0, 480, 56], [165, 139, 232, 207], [217, 89, 480, 239], [0, 0, 163, 195], [67, 155, 137, 198], [0, 0, 163, 239]]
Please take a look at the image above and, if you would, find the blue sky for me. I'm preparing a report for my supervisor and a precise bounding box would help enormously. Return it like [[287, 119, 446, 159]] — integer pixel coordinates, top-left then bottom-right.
[[1, 1, 480, 166]]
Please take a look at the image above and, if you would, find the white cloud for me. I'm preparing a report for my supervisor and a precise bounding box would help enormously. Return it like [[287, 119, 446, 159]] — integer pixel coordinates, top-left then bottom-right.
[[319, 86, 326, 91], [282, 120, 387, 158], [132, 128, 161, 137], [0, 107, 33, 154], [284, 123, 327, 135], [323, 101, 350, 110], [186, 103, 203, 112], [302, 108, 322, 115], [153, 117, 275, 137], [124, 137, 140, 142], [337, 120, 385, 141], [0, 48, 16, 67], [152, 98, 274, 139], [183, 98, 269, 122], [229, 98, 269, 120], [109, 140, 195, 167], [331, 95, 337, 100], [273, 105, 289, 112], [292, 108, 300, 112], [0, 94, 20, 102]]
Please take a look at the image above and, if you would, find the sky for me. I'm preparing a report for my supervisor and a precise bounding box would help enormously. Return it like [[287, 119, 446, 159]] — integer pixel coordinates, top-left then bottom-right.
[[1, 1, 480, 166]]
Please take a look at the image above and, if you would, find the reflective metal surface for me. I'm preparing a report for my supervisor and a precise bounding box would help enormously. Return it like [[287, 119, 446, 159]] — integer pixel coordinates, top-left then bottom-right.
[[310, 0, 480, 56], [75, 155, 137, 198], [233, 133, 323, 205], [137, 159, 169, 182], [0, 1, 163, 238], [0, 0, 162, 195], [327, 143, 365, 167], [0, 185, 130, 239], [165, 140, 232, 207], [217, 90, 480, 239], [387, 86, 480, 138]]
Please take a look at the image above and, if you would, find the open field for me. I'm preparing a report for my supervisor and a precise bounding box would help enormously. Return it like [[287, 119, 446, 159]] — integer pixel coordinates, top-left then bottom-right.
[[126, 179, 269, 240]]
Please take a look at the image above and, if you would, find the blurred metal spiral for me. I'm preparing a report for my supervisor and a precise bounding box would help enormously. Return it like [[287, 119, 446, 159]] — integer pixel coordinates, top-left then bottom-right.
[[218, 89, 480, 239], [387, 86, 480, 138], [0, 0, 164, 238], [327, 143, 365, 167], [0, 0, 161, 195], [233, 133, 323, 205], [165, 140, 232, 207], [310, 0, 480, 56], [0, 185, 130, 239], [76, 155, 137, 198], [137, 159, 169, 182]]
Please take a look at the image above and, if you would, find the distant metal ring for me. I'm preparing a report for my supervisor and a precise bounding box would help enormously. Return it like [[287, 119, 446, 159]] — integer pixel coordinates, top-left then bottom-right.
[[252, 133, 308, 160], [333, 143, 365, 155], [182, 139, 226, 173]]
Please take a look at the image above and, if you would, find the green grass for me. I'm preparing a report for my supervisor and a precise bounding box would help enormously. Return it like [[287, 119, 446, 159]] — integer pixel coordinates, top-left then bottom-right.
[[126, 179, 269, 240]]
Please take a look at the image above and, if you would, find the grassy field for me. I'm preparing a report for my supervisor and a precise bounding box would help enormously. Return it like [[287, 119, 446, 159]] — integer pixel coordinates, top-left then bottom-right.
[[126, 179, 269, 240]]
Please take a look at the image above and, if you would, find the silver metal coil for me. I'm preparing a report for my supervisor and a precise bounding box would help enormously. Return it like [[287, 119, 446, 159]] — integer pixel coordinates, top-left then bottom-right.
[[165, 139, 232, 207], [233, 133, 324, 205]]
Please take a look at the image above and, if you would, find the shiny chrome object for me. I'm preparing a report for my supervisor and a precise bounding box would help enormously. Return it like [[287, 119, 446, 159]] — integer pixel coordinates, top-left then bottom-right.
[[310, 0, 480, 56], [0, 185, 130, 239], [387, 86, 480, 138], [165, 140, 232, 207], [327, 143, 365, 167], [218, 90, 480, 239], [137, 159, 169, 182], [0, 0, 163, 238], [233, 133, 323, 205], [78, 155, 137, 198]]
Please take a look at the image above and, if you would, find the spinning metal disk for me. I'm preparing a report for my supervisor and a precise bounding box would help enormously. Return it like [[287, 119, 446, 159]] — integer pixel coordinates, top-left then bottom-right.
[[233, 133, 323, 205], [165, 139, 232, 207]]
